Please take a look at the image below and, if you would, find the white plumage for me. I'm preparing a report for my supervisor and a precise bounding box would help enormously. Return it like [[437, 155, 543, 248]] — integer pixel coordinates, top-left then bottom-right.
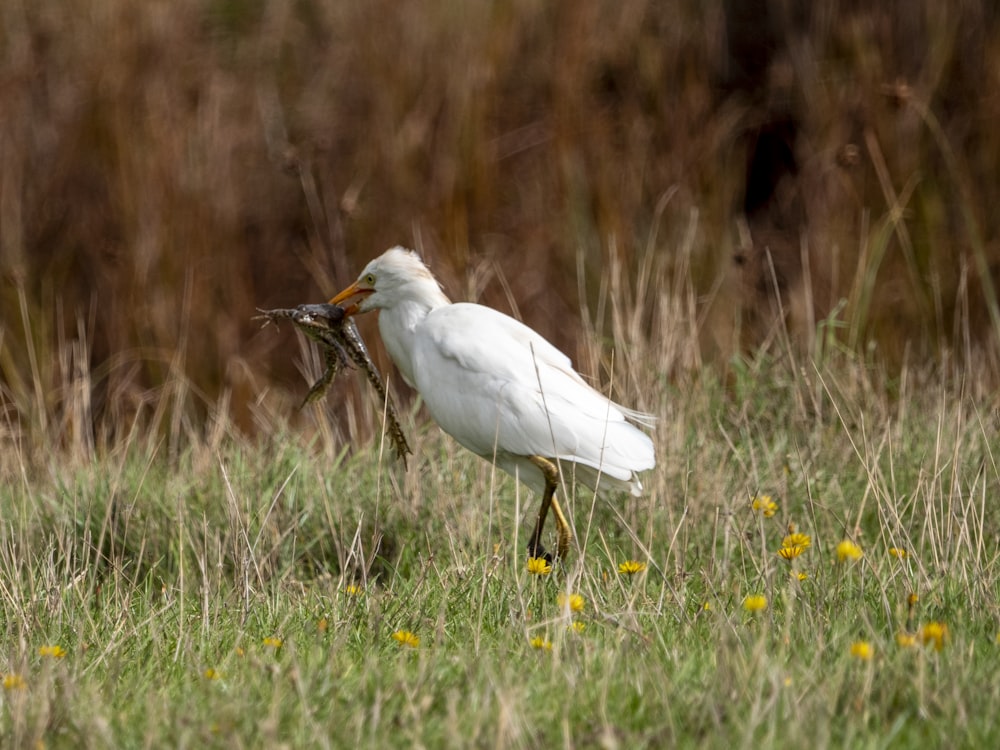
[[331, 246, 655, 559]]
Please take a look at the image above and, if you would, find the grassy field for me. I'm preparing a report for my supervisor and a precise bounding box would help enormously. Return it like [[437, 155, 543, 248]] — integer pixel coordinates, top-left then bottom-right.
[[3, 308, 999, 747], [3, 2, 1000, 746]]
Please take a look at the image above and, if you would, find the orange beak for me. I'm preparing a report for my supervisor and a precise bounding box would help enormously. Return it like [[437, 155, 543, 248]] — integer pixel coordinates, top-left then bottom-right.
[[329, 281, 374, 316]]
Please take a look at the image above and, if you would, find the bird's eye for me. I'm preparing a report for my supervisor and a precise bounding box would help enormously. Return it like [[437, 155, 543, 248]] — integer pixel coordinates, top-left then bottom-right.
[[363, 273, 376, 287]]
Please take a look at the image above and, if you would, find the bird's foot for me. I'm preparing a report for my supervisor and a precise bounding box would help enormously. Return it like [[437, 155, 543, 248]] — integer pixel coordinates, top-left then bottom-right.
[[526, 541, 555, 565]]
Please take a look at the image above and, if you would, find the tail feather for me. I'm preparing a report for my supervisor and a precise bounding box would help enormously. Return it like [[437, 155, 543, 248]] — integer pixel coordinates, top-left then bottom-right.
[[618, 404, 657, 429]]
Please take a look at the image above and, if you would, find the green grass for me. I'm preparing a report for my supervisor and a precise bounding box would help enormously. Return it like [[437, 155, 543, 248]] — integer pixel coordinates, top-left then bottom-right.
[[3, 348, 999, 748], [3, 2, 1000, 745]]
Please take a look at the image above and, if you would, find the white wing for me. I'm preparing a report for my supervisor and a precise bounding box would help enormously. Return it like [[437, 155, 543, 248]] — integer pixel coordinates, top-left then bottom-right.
[[410, 303, 654, 489]]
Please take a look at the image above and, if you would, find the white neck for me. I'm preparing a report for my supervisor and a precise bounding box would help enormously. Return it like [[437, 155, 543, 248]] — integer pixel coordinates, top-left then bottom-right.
[[377, 293, 447, 387]]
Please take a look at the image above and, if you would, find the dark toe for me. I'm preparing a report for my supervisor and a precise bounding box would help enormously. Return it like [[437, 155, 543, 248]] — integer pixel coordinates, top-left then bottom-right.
[[527, 541, 553, 564]]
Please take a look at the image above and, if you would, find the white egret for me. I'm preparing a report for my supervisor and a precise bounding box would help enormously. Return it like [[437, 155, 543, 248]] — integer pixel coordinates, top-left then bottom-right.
[[331, 247, 655, 561]]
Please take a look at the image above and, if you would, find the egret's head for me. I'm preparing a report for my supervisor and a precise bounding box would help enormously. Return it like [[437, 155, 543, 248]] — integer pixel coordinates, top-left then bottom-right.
[[330, 247, 446, 314]]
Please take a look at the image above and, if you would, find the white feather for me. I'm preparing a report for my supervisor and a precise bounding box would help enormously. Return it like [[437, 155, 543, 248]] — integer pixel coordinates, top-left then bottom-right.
[[350, 247, 655, 497]]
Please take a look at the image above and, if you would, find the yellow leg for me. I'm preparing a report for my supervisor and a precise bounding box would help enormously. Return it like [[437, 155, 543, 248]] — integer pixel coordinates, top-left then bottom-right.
[[526, 456, 573, 561], [549, 495, 572, 561]]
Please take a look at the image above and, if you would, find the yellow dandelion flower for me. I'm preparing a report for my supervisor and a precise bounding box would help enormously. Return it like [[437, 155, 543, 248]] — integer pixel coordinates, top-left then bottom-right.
[[919, 622, 949, 651], [743, 594, 768, 612], [529, 636, 552, 651], [702, 602, 713, 611], [896, 632, 918, 648], [777, 545, 806, 560], [888, 547, 907, 559], [557, 593, 585, 613], [850, 641, 874, 661], [907, 593, 919, 607], [203, 668, 221, 680], [3, 673, 25, 690], [526, 557, 552, 576], [782, 533, 811, 549], [836, 540, 863, 561], [568, 621, 586, 634], [751, 495, 778, 517], [343, 584, 363, 596], [793, 571, 809, 581], [262, 637, 283, 650], [38, 645, 66, 659], [617, 560, 647, 575], [391, 630, 420, 648]]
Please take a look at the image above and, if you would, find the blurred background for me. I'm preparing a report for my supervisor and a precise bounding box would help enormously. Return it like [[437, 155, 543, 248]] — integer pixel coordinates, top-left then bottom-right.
[[2, 0, 999, 451]]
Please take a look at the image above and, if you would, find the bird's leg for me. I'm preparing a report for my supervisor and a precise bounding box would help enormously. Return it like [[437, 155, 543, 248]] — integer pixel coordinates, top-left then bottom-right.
[[526, 456, 573, 562], [549, 495, 572, 562]]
